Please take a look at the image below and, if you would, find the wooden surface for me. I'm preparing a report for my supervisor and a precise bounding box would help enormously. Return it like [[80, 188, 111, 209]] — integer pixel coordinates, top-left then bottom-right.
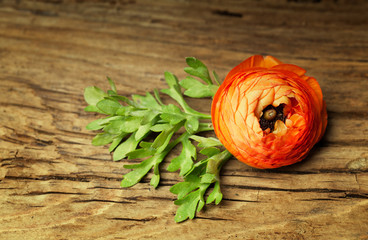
[[1, 0, 368, 239]]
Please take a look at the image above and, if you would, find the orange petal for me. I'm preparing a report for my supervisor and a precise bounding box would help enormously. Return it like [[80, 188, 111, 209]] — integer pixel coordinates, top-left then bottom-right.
[[224, 55, 265, 82], [272, 64, 306, 77], [304, 76, 323, 109], [264, 55, 282, 68], [273, 120, 288, 137]]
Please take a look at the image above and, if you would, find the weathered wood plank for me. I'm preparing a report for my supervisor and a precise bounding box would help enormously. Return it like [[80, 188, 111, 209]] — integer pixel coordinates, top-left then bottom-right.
[[0, 0, 367, 239]]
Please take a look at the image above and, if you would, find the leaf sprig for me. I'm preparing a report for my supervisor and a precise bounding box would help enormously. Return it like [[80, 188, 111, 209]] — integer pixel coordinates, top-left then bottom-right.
[[84, 57, 232, 222]]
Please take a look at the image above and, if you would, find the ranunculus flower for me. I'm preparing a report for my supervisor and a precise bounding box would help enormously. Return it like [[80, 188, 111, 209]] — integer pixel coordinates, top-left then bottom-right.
[[211, 55, 327, 169]]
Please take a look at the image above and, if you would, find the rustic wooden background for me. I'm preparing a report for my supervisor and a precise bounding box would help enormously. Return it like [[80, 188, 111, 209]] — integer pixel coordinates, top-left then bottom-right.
[[0, 0, 367, 239]]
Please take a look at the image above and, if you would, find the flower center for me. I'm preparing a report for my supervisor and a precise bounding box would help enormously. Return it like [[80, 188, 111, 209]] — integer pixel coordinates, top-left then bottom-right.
[[259, 104, 286, 132]]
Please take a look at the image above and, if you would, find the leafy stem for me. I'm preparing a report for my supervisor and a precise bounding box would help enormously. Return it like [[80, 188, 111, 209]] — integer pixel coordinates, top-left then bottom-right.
[[84, 57, 232, 223], [170, 149, 232, 222]]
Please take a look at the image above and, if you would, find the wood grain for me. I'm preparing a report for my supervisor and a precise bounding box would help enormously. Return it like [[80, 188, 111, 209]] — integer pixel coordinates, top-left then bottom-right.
[[0, 0, 367, 239]]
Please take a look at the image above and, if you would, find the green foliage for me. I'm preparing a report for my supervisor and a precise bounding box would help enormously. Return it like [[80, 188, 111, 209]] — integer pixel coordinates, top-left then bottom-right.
[[180, 57, 220, 98], [167, 135, 197, 176], [180, 76, 218, 98], [170, 149, 232, 222], [184, 57, 212, 85], [84, 59, 231, 223]]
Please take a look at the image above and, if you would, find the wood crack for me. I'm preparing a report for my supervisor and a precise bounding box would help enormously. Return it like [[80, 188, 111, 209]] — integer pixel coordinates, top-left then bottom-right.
[[5, 175, 91, 182], [223, 168, 368, 175], [107, 217, 157, 222], [339, 193, 368, 199], [222, 184, 362, 194], [0, 150, 18, 181], [74, 199, 132, 204], [24, 191, 89, 196], [298, 198, 340, 202], [222, 198, 258, 203], [212, 9, 243, 18], [195, 216, 234, 221]]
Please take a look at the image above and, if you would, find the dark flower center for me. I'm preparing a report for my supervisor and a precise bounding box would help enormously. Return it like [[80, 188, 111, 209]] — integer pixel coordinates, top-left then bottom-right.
[[259, 104, 286, 132]]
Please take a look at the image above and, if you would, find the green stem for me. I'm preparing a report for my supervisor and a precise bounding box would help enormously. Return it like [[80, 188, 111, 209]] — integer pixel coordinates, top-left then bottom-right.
[[187, 112, 212, 120], [150, 119, 216, 187], [206, 150, 232, 181], [179, 100, 212, 119], [163, 131, 190, 155], [149, 128, 190, 188], [197, 122, 214, 132]]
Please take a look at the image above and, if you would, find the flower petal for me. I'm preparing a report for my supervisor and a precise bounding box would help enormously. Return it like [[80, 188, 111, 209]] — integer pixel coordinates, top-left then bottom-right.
[[264, 55, 283, 68], [272, 64, 306, 76], [211, 55, 327, 169], [224, 55, 265, 83]]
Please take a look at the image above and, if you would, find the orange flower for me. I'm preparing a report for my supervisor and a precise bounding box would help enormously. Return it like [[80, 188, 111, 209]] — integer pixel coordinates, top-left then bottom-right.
[[211, 55, 327, 169]]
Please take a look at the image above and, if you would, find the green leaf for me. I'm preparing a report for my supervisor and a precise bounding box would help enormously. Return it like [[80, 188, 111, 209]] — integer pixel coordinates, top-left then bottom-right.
[[161, 104, 183, 114], [184, 57, 212, 85], [140, 110, 159, 125], [109, 133, 127, 152], [153, 89, 164, 105], [212, 70, 221, 85], [150, 173, 160, 188], [86, 119, 106, 131], [119, 116, 143, 133], [84, 86, 108, 106], [107, 77, 117, 93], [161, 72, 211, 119], [160, 112, 185, 125], [107, 90, 116, 96], [139, 141, 152, 149], [84, 105, 104, 113], [174, 190, 202, 222], [86, 116, 123, 131], [133, 92, 162, 110], [184, 115, 199, 134], [121, 156, 157, 187], [160, 104, 186, 125], [127, 148, 155, 159], [173, 184, 209, 222], [171, 150, 232, 222], [112, 121, 152, 161], [206, 181, 223, 205], [190, 135, 223, 148], [123, 132, 191, 189], [167, 136, 197, 176], [151, 162, 161, 188], [201, 173, 216, 184], [150, 123, 172, 132], [116, 106, 134, 116], [96, 99, 122, 115], [160, 72, 187, 108], [122, 152, 166, 188], [135, 123, 152, 141], [199, 147, 221, 157], [170, 164, 205, 199], [113, 133, 138, 161], [103, 119, 125, 134], [108, 94, 138, 107], [92, 132, 115, 146], [163, 71, 181, 92], [180, 76, 218, 98], [151, 125, 178, 153], [129, 109, 150, 117]]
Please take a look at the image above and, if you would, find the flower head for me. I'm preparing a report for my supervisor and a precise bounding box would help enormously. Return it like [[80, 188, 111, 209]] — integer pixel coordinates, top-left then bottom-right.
[[211, 55, 327, 169]]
